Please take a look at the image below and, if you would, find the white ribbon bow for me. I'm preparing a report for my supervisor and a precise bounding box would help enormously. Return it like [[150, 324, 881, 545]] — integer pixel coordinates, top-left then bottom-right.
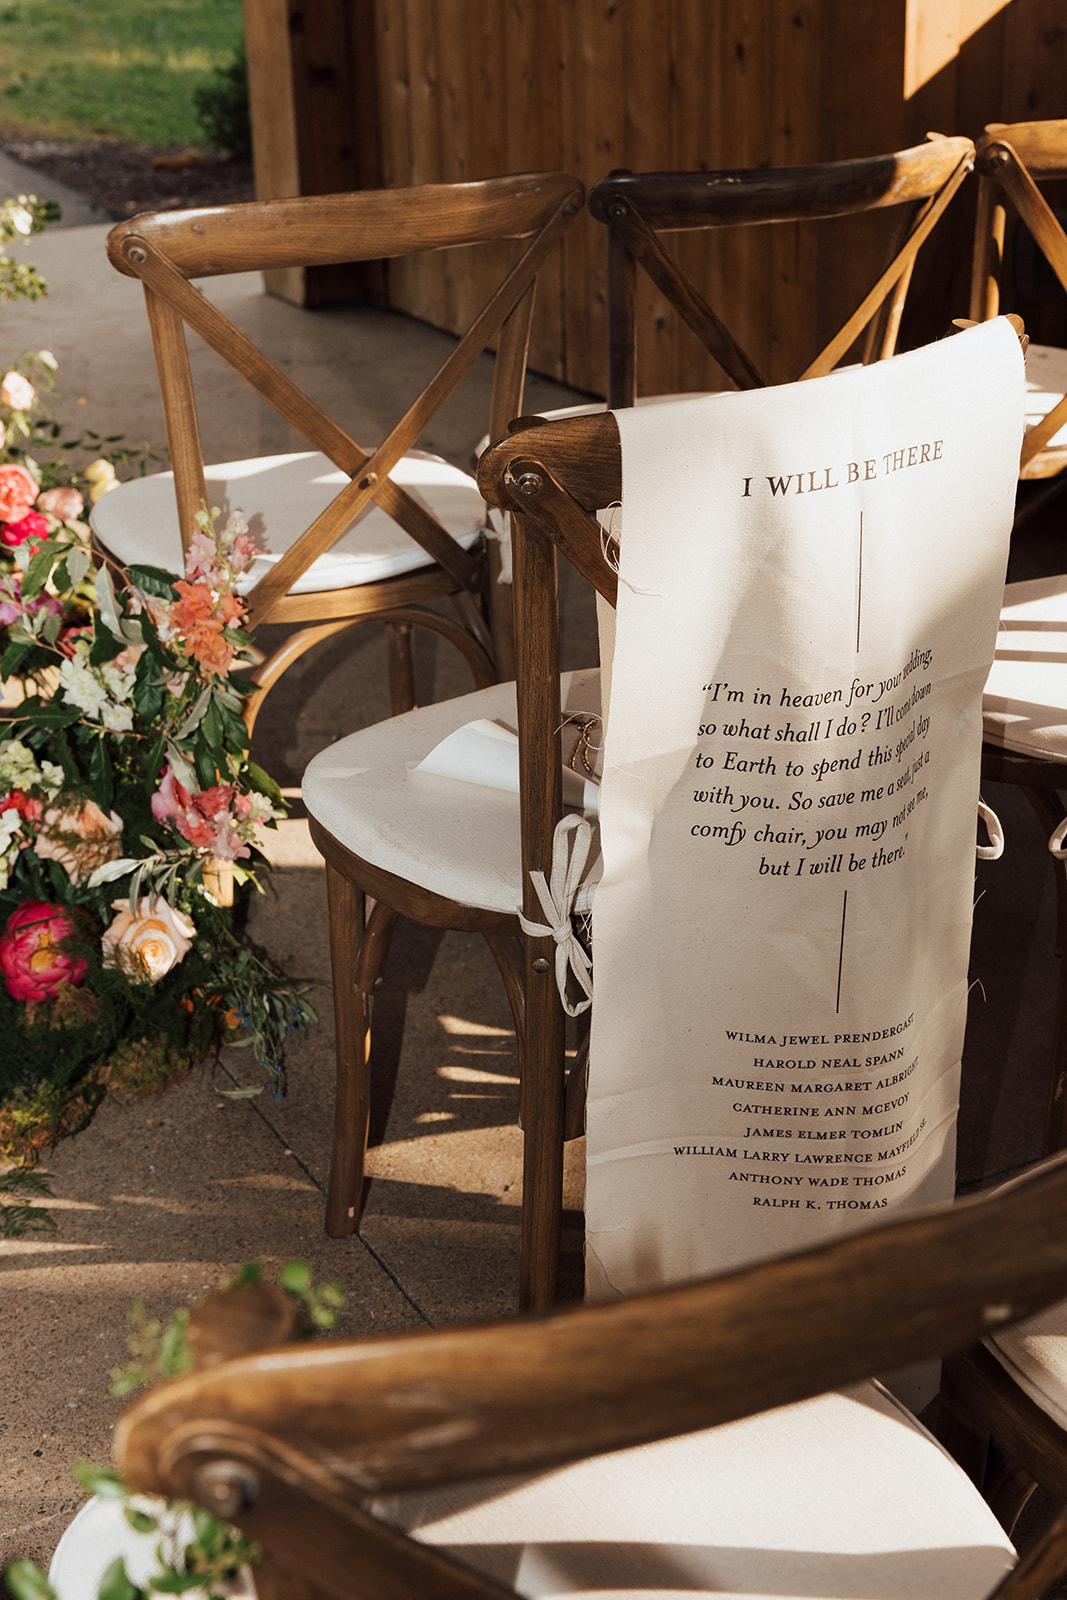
[[519, 813, 595, 1016], [1048, 813, 1067, 860], [977, 799, 1005, 861]]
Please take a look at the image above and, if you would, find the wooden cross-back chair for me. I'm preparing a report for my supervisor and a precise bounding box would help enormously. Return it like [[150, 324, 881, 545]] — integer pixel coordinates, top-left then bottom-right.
[[91, 174, 583, 730], [970, 120, 1067, 519], [303, 313, 1022, 1312], [589, 133, 974, 406], [108, 1150, 1067, 1600], [302, 406, 621, 1309], [942, 118, 1067, 1550], [970, 125, 1067, 1156]]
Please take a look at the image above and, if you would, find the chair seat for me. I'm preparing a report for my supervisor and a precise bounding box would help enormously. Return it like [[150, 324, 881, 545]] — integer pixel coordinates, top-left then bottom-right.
[[89, 449, 486, 596], [390, 1382, 1014, 1600], [1024, 342, 1067, 455], [983, 573, 1067, 760], [986, 1299, 1067, 1433], [302, 668, 602, 917]]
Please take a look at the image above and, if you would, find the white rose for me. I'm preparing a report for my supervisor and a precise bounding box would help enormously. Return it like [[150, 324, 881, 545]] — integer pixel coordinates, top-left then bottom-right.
[[102, 897, 196, 983]]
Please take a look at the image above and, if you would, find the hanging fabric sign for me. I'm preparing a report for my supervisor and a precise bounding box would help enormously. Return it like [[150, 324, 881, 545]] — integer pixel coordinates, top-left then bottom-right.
[[585, 320, 1024, 1298]]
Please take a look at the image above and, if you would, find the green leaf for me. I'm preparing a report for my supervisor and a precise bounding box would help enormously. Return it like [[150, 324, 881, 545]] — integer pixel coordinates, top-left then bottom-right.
[[278, 1259, 311, 1295], [245, 762, 283, 804], [0, 637, 32, 677], [194, 738, 218, 790], [39, 611, 62, 646], [123, 1508, 158, 1536], [217, 696, 249, 755], [86, 857, 142, 889], [7, 696, 80, 729], [146, 1573, 202, 1594], [202, 696, 223, 750], [174, 686, 211, 742], [20, 538, 61, 600], [89, 623, 125, 666], [97, 1556, 143, 1600], [126, 565, 179, 601], [66, 544, 92, 587], [90, 735, 115, 812], [3, 1559, 59, 1600], [132, 652, 165, 724], [72, 1461, 129, 1498], [164, 744, 197, 791]]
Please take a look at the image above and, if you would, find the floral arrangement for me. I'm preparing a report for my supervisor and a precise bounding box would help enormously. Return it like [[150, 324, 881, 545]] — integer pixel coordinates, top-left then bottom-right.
[[0, 196, 315, 1159]]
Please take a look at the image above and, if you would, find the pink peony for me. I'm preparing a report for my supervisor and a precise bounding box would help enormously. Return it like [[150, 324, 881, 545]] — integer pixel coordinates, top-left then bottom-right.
[[0, 463, 38, 523], [35, 798, 124, 885], [36, 485, 84, 523], [1, 370, 35, 411], [0, 900, 87, 1002], [1, 509, 49, 548], [102, 896, 195, 982]]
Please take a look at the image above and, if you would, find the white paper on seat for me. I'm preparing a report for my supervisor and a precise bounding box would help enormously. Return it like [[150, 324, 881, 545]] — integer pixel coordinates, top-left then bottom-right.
[[586, 320, 1025, 1298], [414, 719, 599, 814]]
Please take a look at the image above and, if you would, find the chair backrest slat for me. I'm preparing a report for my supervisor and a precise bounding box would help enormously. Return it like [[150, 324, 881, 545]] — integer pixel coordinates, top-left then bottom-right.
[[116, 1146, 1067, 1500], [970, 122, 1067, 476], [590, 135, 974, 405], [105, 173, 583, 633]]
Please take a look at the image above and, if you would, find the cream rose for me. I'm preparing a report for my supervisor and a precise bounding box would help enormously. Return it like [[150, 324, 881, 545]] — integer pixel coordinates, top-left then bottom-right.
[[36, 485, 85, 522], [102, 897, 196, 983], [35, 799, 124, 885], [1, 370, 35, 410]]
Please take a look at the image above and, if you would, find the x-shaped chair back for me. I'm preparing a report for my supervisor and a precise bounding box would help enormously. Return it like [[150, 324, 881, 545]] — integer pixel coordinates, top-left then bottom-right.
[[970, 120, 1067, 481], [103, 174, 583, 691], [590, 135, 974, 406]]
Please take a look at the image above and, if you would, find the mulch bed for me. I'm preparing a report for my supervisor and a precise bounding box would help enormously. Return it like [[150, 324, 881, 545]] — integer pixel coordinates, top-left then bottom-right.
[[2, 136, 254, 218]]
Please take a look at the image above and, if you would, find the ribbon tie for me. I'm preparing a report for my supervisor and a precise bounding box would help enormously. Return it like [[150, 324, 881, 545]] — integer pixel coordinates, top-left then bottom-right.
[[977, 799, 1005, 861], [519, 814, 595, 1016]]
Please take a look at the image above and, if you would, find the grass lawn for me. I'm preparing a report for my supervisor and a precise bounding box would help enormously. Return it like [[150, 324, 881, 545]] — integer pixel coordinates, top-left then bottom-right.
[[0, 0, 245, 146]]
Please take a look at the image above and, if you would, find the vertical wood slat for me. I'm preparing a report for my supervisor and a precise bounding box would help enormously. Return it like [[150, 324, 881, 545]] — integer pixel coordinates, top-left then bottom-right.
[[502, 0, 567, 384], [246, 0, 1067, 396], [243, 0, 304, 303]]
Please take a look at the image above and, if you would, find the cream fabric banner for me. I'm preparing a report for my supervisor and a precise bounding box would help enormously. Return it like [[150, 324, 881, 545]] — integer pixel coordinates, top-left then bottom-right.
[[585, 321, 1025, 1298]]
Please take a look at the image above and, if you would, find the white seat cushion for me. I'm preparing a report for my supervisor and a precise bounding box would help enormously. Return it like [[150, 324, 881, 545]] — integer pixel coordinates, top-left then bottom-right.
[[1025, 343, 1067, 450], [987, 1297, 1067, 1433], [386, 1383, 1015, 1600], [983, 574, 1067, 760], [89, 449, 486, 596], [302, 669, 602, 917]]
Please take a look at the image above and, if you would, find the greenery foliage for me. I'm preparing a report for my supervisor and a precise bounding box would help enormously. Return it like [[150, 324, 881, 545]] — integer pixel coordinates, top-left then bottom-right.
[[193, 41, 250, 160], [0, 1, 246, 147], [0, 200, 316, 1164]]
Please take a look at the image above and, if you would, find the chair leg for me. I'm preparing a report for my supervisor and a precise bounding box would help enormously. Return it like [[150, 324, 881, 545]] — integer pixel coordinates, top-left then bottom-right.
[[518, 957, 567, 1312], [323, 865, 373, 1237], [386, 621, 417, 714], [1018, 786, 1067, 1153]]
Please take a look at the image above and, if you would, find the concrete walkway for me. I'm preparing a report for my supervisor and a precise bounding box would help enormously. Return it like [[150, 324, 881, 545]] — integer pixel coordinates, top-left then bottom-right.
[[0, 183, 1060, 1574]]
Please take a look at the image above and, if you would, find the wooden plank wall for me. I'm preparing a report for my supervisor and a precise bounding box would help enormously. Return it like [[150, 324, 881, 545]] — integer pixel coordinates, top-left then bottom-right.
[[243, 0, 1067, 397]]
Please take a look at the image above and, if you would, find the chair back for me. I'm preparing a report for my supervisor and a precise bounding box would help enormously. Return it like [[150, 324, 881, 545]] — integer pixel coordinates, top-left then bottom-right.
[[114, 1148, 1067, 1600], [481, 320, 1024, 1300], [589, 135, 974, 405], [104, 173, 583, 638], [970, 120, 1067, 479]]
